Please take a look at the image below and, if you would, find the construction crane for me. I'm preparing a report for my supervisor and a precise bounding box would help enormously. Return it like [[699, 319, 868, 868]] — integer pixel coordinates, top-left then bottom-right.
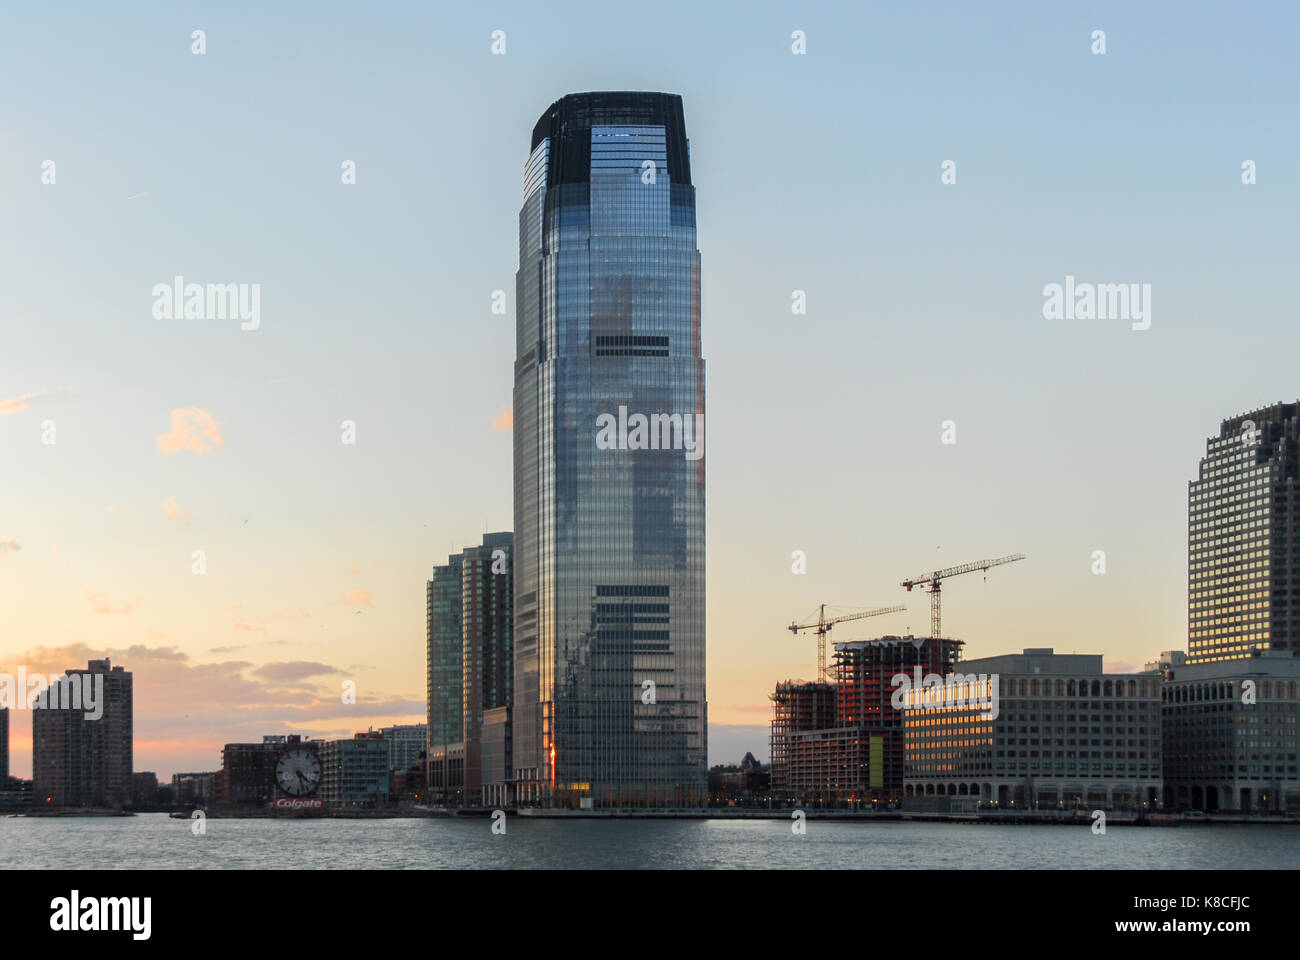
[[788, 604, 907, 683], [901, 553, 1026, 638]]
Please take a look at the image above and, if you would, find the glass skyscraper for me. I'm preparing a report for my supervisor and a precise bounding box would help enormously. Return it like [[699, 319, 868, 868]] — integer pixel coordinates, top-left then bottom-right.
[[513, 92, 706, 807], [1189, 402, 1300, 663]]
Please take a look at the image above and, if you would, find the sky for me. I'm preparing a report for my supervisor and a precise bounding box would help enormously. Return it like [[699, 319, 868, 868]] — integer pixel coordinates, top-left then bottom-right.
[[2, 1, 1298, 778]]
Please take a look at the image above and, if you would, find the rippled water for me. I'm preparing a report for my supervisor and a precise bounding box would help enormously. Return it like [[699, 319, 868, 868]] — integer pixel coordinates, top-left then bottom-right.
[[4, 814, 1300, 869]]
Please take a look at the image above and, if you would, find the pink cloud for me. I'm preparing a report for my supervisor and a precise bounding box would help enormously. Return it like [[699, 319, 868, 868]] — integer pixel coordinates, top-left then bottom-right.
[[0, 641, 423, 780], [156, 407, 225, 455], [491, 405, 513, 432], [158, 496, 190, 524], [340, 586, 375, 608]]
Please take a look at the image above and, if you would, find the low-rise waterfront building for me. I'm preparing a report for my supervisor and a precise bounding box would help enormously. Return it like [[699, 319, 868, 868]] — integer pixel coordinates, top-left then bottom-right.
[[903, 648, 1163, 811], [132, 772, 159, 808], [320, 732, 390, 807], [1162, 652, 1300, 812], [1142, 650, 1187, 675], [217, 734, 317, 805], [172, 771, 217, 807]]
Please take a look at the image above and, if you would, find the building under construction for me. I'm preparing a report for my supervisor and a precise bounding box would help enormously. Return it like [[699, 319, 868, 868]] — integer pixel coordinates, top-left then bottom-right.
[[769, 636, 962, 804], [769, 680, 836, 795]]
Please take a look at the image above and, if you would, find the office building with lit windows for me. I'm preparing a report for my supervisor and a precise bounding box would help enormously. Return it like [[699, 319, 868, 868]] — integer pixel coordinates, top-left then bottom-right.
[[513, 92, 707, 807], [903, 649, 1162, 810], [1189, 402, 1300, 663]]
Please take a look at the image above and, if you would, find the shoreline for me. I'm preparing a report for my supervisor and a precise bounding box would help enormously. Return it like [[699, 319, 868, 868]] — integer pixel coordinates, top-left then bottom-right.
[[4, 807, 1287, 826]]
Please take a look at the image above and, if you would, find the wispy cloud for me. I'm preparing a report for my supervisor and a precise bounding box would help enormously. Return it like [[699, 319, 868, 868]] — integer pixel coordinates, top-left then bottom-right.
[[251, 661, 343, 684], [156, 407, 225, 455], [491, 405, 513, 432], [0, 392, 42, 416], [0, 539, 20, 557]]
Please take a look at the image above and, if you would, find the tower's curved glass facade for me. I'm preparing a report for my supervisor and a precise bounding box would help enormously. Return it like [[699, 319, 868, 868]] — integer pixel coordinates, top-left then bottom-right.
[[513, 92, 706, 807]]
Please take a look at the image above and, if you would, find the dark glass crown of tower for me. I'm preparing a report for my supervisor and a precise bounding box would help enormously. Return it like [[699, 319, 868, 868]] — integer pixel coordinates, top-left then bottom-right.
[[513, 92, 706, 807]]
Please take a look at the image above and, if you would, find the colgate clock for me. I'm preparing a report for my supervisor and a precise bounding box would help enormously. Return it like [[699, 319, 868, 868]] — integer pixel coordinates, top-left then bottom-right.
[[275, 747, 322, 797]]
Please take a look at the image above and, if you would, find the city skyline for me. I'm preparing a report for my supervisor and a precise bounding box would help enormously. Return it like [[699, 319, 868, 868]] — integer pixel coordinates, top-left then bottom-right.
[[4, 3, 1300, 781]]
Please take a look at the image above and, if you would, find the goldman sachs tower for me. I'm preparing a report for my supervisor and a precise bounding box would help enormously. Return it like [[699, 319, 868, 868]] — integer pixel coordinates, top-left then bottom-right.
[[512, 92, 706, 808]]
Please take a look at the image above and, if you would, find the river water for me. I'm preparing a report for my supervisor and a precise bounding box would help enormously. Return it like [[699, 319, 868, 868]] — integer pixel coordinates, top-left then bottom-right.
[[4, 814, 1299, 869]]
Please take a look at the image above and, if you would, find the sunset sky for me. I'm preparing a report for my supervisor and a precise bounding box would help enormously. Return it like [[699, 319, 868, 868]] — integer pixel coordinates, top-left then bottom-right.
[[3, 1, 1298, 778]]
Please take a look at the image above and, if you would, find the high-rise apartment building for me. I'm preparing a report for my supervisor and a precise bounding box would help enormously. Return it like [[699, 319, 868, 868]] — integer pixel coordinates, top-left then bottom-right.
[[513, 92, 707, 808], [0, 707, 8, 782], [461, 534, 513, 795], [427, 553, 464, 751], [31, 659, 133, 809], [1189, 402, 1300, 663], [426, 533, 514, 803]]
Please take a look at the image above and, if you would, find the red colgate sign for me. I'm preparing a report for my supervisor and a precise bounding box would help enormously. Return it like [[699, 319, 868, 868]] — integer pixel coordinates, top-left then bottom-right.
[[273, 798, 324, 811]]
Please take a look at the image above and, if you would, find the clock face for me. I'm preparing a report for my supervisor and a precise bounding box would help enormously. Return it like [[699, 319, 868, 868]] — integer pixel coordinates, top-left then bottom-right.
[[276, 748, 322, 797]]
